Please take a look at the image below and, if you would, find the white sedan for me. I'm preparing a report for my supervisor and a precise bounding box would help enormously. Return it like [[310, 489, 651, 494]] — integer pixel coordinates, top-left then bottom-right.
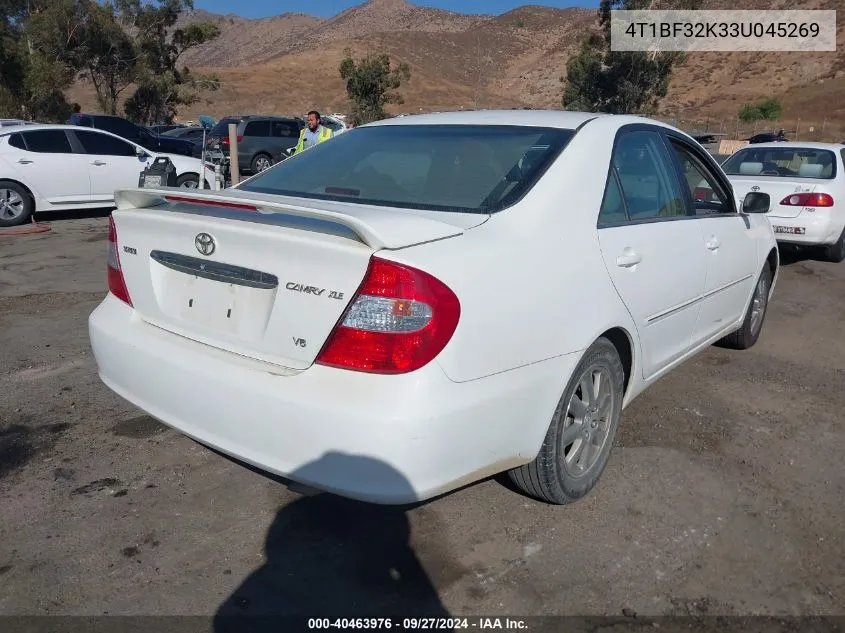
[[88, 111, 779, 505], [0, 124, 214, 227], [722, 142, 845, 262]]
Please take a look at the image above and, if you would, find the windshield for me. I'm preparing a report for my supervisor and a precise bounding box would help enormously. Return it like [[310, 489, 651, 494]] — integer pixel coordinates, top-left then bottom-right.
[[723, 147, 837, 179], [238, 124, 574, 214]]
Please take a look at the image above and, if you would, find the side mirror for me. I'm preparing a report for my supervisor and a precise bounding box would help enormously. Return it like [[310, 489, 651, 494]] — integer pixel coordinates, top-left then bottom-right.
[[135, 145, 145, 156], [742, 191, 770, 214]]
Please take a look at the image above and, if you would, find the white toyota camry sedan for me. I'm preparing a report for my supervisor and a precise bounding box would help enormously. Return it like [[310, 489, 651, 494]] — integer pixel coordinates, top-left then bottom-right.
[[0, 124, 214, 227], [722, 142, 845, 262], [88, 111, 779, 505]]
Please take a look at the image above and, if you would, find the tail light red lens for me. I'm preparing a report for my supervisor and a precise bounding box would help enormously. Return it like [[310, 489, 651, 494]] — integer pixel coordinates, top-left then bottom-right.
[[220, 135, 243, 145], [107, 214, 132, 306], [779, 192, 834, 207], [315, 257, 461, 374]]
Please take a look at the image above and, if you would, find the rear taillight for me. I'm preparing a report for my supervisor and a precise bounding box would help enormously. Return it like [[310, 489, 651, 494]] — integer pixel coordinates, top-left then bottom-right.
[[107, 214, 132, 306], [779, 192, 834, 207], [220, 135, 243, 145], [315, 257, 460, 374]]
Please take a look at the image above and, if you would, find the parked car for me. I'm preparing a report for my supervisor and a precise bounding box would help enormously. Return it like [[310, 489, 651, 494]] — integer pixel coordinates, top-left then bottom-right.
[[205, 115, 305, 175], [67, 113, 201, 159], [722, 142, 845, 262], [0, 118, 36, 127], [0, 124, 214, 226], [162, 125, 207, 146], [748, 131, 788, 144], [88, 111, 779, 506], [318, 114, 347, 135], [147, 124, 186, 135]]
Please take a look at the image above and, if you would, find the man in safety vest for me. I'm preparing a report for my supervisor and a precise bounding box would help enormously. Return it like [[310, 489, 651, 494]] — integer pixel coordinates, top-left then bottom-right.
[[294, 110, 332, 155]]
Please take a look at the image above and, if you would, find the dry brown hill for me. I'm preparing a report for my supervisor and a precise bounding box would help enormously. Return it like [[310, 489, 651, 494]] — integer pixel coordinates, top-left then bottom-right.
[[69, 0, 845, 140]]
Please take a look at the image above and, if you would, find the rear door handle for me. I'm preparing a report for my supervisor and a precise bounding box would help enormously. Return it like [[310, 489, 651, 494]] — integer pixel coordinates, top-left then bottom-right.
[[91, 160, 107, 166], [17, 159, 33, 164], [705, 237, 721, 250], [616, 250, 642, 268]]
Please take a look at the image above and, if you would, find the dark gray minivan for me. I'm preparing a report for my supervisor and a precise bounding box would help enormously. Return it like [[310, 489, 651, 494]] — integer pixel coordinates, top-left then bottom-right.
[[206, 115, 305, 175]]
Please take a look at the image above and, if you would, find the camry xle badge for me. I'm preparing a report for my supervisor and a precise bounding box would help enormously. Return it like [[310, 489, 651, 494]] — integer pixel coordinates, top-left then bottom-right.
[[195, 233, 215, 256], [751, 186, 760, 191]]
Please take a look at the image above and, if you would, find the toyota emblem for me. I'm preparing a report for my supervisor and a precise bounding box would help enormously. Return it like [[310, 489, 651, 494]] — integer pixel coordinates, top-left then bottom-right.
[[195, 232, 216, 256], [751, 186, 760, 192]]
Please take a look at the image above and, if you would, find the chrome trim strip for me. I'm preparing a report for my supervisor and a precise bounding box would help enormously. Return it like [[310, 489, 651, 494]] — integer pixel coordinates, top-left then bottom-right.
[[646, 274, 754, 325], [149, 250, 279, 290]]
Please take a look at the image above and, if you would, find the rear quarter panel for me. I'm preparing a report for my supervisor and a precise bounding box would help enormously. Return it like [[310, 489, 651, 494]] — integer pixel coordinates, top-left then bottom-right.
[[384, 117, 639, 385]]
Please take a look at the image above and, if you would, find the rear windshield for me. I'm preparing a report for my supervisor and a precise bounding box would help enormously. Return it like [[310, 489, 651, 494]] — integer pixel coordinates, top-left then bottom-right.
[[723, 147, 837, 179], [238, 124, 574, 214], [210, 118, 241, 137]]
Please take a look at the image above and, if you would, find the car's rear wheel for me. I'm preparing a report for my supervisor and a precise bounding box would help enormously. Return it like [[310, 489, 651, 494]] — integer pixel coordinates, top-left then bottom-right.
[[508, 337, 624, 505], [0, 181, 34, 228], [822, 228, 845, 263], [717, 262, 773, 350], [251, 153, 273, 174]]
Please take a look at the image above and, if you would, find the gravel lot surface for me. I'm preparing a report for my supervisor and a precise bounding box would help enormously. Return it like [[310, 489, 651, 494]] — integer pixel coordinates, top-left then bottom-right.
[[1, 214, 843, 623]]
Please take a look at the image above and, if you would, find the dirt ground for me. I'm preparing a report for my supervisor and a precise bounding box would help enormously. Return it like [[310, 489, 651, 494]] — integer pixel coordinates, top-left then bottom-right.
[[1, 213, 843, 623]]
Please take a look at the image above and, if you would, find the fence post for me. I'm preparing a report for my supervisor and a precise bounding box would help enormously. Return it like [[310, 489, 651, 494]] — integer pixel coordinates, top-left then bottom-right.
[[795, 119, 800, 141], [228, 123, 240, 186]]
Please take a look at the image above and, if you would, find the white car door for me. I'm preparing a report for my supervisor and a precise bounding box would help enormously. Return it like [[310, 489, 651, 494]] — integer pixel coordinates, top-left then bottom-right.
[[71, 129, 150, 204], [3, 129, 91, 205], [596, 127, 707, 379], [666, 135, 759, 346]]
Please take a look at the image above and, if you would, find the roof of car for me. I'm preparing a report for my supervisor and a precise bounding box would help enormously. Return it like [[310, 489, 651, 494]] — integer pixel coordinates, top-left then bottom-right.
[[739, 141, 843, 150], [364, 109, 611, 129]]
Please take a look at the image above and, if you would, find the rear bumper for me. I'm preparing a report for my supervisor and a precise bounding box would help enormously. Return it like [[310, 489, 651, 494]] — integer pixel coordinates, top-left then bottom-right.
[[88, 295, 575, 504], [768, 211, 843, 246]]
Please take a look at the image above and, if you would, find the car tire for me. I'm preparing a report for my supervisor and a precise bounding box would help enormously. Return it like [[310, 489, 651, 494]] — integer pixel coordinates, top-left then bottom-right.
[[822, 228, 845, 263], [508, 337, 624, 505], [0, 180, 34, 228], [251, 153, 273, 174], [176, 173, 200, 189], [717, 262, 773, 350]]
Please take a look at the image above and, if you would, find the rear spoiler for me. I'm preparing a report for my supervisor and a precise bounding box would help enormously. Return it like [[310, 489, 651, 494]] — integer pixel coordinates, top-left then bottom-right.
[[113, 187, 465, 251]]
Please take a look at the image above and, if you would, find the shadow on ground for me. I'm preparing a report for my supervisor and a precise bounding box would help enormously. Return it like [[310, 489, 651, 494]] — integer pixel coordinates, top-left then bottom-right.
[[34, 207, 114, 223], [213, 452, 450, 631]]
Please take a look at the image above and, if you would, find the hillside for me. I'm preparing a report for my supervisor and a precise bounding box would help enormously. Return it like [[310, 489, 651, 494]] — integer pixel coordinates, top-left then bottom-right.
[[69, 0, 845, 140]]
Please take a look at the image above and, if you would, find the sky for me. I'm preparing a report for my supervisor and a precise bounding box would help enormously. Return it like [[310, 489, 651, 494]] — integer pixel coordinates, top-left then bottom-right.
[[192, 0, 600, 20]]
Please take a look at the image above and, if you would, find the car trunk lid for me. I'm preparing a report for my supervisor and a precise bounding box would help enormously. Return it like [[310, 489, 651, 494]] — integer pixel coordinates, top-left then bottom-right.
[[110, 188, 483, 370]]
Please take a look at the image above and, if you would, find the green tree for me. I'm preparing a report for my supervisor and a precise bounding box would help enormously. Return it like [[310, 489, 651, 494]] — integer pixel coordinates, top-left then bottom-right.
[[561, 0, 697, 115], [25, 0, 137, 115], [0, 0, 76, 121], [339, 50, 410, 126], [738, 98, 781, 123], [116, 0, 220, 124]]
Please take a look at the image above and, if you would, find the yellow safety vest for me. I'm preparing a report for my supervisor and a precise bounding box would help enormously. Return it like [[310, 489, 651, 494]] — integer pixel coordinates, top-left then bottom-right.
[[294, 125, 332, 154]]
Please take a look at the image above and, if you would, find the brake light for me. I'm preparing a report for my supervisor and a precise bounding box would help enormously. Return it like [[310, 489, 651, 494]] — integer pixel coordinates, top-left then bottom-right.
[[107, 214, 132, 306], [779, 192, 834, 207], [220, 135, 243, 145], [163, 195, 258, 212], [315, 257, 460, 374]]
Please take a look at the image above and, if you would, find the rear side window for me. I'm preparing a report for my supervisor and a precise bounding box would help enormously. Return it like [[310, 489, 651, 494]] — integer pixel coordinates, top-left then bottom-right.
[[74, 130, 136, 156], [723, 147, 837, 179], [7, 133, 26, 150], [20, 130, 73, 153], [239, 124, 574, 214], [272, 121, 298, 138], [611, 130, 686, 221], [244, 120, 271, 137]]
